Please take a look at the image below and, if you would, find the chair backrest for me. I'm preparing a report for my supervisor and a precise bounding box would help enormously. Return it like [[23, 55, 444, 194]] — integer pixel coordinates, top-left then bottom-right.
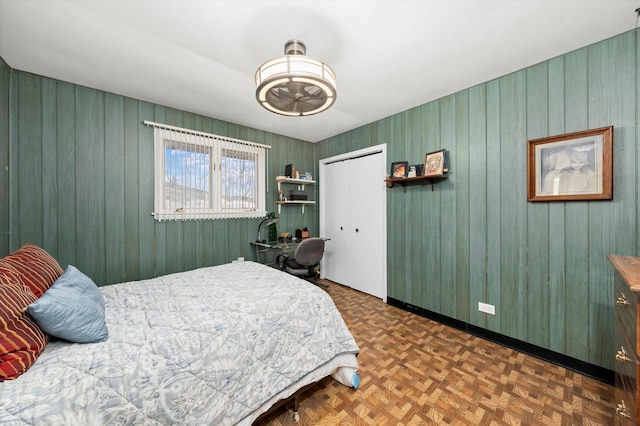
[[293, 238, 325, 267]]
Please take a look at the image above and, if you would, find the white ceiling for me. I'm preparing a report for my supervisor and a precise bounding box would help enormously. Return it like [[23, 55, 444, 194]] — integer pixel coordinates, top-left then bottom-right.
[[0, 1, 637, 142]]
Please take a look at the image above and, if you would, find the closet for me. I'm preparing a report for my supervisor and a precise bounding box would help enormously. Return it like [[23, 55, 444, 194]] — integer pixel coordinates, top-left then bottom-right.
[[320, 145, 386, 300]]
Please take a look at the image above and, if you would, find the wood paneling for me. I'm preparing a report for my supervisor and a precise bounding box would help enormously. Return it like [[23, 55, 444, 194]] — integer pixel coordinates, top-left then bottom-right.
[[123, 97, 141, 280], [485, 79, 502, 334], [563, 48, 591, 362], [454, 91, 471, 321], [0, 59, 10, 256], [75, 86, 105, 282], [419, 103, 441, 313], [316, 28, 640, 370], [42, 79, 58, 254], [406, 107, 423, 307], [55, 81, 76, 269], [17, 72, 43, 245], [547, 56, 567, 355], [525, 63, 549, 350], [104, 92, 126, 285], [138, 102, 155, 280], [468, 84, 488, 329], [440, 95, 457, 320], [1, 72, 314, 286], [498, 71, 527, 341]]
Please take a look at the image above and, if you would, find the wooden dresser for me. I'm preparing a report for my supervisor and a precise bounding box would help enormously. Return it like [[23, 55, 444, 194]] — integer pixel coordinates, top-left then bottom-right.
[[610, 255, 640, 424]]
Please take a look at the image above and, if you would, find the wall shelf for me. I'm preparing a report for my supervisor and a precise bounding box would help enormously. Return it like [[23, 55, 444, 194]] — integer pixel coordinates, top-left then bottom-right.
[[275, 200, 315, 214], [276, 176, 315, 213], [385, 175, 447, 193]]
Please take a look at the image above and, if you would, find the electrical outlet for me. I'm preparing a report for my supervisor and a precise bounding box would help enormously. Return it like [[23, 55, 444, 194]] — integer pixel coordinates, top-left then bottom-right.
[[478, 302, 495, 315]]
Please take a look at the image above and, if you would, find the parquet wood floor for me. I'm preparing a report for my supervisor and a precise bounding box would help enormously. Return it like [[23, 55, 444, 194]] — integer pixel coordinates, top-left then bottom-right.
[[254, 280, 616, 426]]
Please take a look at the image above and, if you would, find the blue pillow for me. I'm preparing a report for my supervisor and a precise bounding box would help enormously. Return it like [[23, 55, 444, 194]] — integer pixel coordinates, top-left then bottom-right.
[[28, 265, 108, 343]]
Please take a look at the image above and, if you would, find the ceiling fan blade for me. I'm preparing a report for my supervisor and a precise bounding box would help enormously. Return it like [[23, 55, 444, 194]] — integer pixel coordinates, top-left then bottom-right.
[[267, 95, 297, 110], [296, 97, 325, 108], [263, 79, 329, 114]]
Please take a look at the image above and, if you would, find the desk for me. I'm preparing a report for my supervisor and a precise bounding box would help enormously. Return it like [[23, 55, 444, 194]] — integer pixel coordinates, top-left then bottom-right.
[[250, 238, 329, 267], [250, 240, 300, 267]]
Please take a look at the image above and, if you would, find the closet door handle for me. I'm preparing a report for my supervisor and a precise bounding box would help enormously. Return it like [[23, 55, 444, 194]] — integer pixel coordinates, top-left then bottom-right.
[[355, 228, 359, 233], [340, 226, 343, 231]]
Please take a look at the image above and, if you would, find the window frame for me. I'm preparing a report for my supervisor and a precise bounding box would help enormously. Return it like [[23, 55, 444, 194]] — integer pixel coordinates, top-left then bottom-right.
[[148, 122, 269, 221]]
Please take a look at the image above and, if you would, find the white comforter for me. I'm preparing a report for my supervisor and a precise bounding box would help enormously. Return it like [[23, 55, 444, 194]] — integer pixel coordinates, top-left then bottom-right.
[[0, 261, 359, 425]]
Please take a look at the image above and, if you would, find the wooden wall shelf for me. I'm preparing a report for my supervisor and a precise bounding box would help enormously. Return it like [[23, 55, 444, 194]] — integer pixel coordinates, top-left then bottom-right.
[[385, 175, 447, 192]]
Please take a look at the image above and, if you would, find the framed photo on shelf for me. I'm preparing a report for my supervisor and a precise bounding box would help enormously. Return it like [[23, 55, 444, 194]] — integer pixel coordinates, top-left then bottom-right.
[[390, 161, 409, 178], [423, 149, 446, 177], [527, 126, 613, 202], [411, 164, 424, 177]]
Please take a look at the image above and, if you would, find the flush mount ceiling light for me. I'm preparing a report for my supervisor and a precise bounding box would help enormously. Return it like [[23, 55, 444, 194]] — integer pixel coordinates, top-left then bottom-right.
[[255, 40, 336, 116]]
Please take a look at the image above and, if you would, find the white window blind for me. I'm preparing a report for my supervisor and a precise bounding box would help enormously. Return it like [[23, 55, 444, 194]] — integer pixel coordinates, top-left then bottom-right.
[[145, 121, 270, 221]]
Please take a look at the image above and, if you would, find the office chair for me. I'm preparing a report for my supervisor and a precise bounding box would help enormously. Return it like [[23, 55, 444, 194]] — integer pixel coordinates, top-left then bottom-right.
[[276, 238, 325, 284]]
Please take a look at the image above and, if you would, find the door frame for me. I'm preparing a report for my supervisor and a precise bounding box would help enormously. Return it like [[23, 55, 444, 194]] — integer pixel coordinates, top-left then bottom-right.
[[319, 144, 387, 302]]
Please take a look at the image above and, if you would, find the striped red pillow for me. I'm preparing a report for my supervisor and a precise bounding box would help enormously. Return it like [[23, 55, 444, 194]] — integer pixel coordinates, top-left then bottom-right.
[[0, 244, 64, 298], [0, 265, 48, 381]]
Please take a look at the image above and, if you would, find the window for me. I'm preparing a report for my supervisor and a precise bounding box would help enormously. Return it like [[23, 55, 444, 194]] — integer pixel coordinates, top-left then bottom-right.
[[147, 122, 269, 221]]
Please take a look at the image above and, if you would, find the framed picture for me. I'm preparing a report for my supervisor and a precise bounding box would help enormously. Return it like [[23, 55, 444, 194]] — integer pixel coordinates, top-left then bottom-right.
[[390, 161, 408, 178], [411, 164, 424, 177], [424, 149, 446, 177], [527, 126, 613, 202]]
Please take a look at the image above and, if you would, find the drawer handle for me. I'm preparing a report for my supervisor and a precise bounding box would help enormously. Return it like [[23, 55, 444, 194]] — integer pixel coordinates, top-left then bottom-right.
[[616, 400, 631, 418], [616, 346, 632, 363], [616, 292, 630, 307]]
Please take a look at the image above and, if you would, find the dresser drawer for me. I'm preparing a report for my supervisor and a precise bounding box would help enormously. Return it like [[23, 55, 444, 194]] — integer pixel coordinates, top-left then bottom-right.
[[615, 269, 640, 355], [613, 388, 637, 426], [611, 255, 640, 425], [614, 323, 638, 394], [614, 373, 637, 425], [614, 321, 639, 425]]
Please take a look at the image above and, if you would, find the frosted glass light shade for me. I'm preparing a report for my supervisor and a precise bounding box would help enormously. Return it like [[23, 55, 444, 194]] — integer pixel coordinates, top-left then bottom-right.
[[255, 40, 336, 116]]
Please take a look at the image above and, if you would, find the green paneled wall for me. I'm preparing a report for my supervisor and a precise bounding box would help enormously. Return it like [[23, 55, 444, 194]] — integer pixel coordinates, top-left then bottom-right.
[[0, 67, 318, 286], [0, 59, 10, 257], [317, 28, 639, 370]]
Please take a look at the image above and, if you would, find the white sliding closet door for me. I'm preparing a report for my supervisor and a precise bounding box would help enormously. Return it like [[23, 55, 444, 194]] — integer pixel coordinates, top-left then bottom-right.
[[322, 160, 351, 286], [348, 153, 385, 299], [320, 145, 386, 301]]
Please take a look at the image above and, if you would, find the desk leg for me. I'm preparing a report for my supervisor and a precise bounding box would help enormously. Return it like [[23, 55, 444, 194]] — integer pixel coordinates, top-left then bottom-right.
[[254, 246, 277, 266]]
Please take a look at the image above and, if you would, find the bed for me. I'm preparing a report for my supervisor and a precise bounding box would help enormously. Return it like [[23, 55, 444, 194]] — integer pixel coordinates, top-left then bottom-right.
[[0, 244, 360, 425]]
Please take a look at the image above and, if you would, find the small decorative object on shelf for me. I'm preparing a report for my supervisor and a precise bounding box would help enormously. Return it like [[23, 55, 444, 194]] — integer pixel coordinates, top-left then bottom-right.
[[278, 232, 292, 243], [390, 161, 408, 178], [424, 149, 447, 177], [295, 227, 309, 239], [386, 150, 448, 193]]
